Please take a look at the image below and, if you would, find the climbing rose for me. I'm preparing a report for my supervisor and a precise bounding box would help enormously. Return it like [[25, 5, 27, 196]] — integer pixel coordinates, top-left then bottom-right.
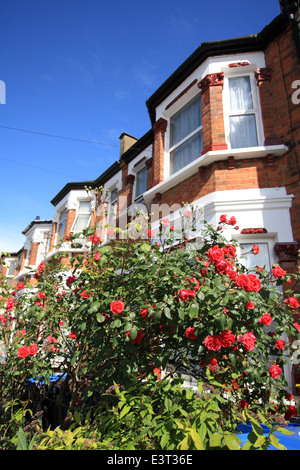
[[259, 313, 273, 326], [275, 339, 285, 350], [110, 300, 125, 314], [236, 273, 261, 292], [204, 335, 222, 351], [126, 330, 144, 344], [269, 363, 282, 379], [28, 343, 38, 356], [252, 244, 260, 255], [184, 327, 197, 340], [239, 399, 249, 409], [228, 216, 236, 225], [294, 323, 300, 333], [17, 346, 29, 359], [141, 308, 148, 320], [89, 234, 100, 244], [220, 214, 227, 223], [94, 252, 101, 260], [219, 330, 235, 348], [107, 229, 114, 237], [272, 265, 286, 278], [184, 209, 192, 218], [148, 228, 155, 238], [238, 332, 256, 351], [6, 297, 14, 310], [66, 275, 76, 286], [69, 331, 77, 339], [207, 245, 224, 264], [178, 289, 195, 301], [244, 301, 255, 309], [284, 296, 299, 309], [17, 282, 24, 290]]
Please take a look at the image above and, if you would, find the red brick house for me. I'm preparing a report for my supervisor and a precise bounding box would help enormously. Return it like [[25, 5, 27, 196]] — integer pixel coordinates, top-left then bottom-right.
[[2, 3, 300, 392]]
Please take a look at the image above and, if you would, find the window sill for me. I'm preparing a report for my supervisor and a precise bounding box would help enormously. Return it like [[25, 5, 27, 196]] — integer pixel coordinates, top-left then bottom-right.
[[143, 144, 288, 204]]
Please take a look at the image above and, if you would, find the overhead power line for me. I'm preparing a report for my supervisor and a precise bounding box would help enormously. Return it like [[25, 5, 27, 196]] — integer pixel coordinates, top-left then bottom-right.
[[0, 124, 120, 147]]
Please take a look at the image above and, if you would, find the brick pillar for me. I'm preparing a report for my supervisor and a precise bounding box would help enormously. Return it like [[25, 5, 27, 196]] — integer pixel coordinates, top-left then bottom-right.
[[198, 72, 228, 154], [65, 209, 76, 238], [49, 223, 57, 252], [153, 117, 167, 187], [255, 67, 280, 146], [29, 242, 40, 266], [145, 157, 153, 191]]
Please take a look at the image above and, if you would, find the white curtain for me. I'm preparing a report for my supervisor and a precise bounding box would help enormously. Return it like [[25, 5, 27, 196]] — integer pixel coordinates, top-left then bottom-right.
[[229, 76, 258, 149]]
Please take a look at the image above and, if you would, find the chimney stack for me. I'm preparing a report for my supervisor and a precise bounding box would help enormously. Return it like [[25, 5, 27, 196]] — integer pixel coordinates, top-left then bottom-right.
[[119, 132, 138, 157]]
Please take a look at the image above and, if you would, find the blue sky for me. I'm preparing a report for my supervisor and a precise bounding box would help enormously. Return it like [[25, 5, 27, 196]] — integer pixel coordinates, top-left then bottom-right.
[[0, 0, 281, 253]]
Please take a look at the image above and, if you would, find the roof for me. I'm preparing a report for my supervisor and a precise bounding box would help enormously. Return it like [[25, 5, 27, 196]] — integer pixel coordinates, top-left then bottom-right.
[[146, 13, 287, 124], [22, 219, 53, 235]]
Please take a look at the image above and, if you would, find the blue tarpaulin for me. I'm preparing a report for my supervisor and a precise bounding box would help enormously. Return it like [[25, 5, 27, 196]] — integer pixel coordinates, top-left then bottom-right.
[[26, 373, 66, 386], [236, 423, 300, 450]]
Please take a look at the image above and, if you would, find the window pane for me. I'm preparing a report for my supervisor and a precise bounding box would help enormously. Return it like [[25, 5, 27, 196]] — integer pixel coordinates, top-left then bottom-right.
[[229, 76, 253, 111], [230, 114, 258, 148], [240, 242, 271, 271], [79, 201, 92, 212], [170, 97, 202, 147], [135, 166, 147, 198], [170, 131, 203, 174], [111, 188, 118, 203]]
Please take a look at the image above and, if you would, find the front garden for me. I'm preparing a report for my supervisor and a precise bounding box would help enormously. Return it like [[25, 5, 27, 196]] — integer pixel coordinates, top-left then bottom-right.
[[1, 200, 300, 450]]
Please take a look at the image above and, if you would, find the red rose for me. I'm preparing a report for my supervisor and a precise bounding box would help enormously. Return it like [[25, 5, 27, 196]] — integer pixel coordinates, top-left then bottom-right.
[[18, 346, 29, 359], [244, 301, 255, 309], [94, 252, 101, 260], [219, 330, 235, 347], [126, 330, 144, 344], [110, 300, 125, 314], [148, 228, 155, 238], [272, 265, 286, 278], [239, 399, 249, 409], [259, 313, 272, 326], [275, 339, 285, 350], [79, 290, 91, 299], [37, 291, 46, 300], [184, 210, 192, 218], [69, 331, 77, 339], [252, 244, 260, 255], [141, 308, 148, 320], [293, 323, 300, 333], [228, 216, 237, 225], [284, 296, 299, 309], [238, 332, 256, 351], [236, 273, 261, 292], [204, 335, 222, 351], [6, 297, 14, 310], [17, 282, 24, 290], [184, 327, 197, 340], [207, 245, 224, 264], [178, 289, 195, 301], [89, 234, 100, 244], [269, 363, 282, 379], [28, 343, 38, 356], [284, 405, 298, 420], [66, 275, 77, 286], [220, 214, 227, 223]]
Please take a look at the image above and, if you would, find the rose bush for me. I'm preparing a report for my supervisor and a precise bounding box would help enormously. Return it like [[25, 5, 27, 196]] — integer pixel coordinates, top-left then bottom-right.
[[0, 206, 300, 449]]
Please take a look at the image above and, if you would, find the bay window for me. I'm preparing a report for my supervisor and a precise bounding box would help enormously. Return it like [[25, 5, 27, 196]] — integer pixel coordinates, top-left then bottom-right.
[[72, 201, 92, 247]]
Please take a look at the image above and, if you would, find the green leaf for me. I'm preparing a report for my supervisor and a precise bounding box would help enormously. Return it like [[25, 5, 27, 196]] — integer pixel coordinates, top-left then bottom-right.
[[269, 433, 286, 450], [209, 432, 222, 448], [129, 326, 137, 340], [88, 301, 101, 314], [140, 243, 151, 253], [96, 313, 106, 323], [224, 432, 241, 450], [190, 428, 204, 450], [164, 307, 172, 320], [119, 404, 131, 419], [189, 303, 199, 319], [16, 428, 28, 450]]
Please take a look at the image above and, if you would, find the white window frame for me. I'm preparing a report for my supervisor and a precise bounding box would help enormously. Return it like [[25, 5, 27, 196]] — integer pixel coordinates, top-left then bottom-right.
[[223, 69, 264, 150], [134, 164, 148, 203], [234, 233, 278, 272], [167, 94, 203, 176], [56, 208, 67, 243], [71, 200, 92, 247]]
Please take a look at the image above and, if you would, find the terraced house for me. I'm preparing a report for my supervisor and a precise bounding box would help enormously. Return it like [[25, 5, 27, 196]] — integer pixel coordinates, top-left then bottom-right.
[[2, 2, 300, 393]]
